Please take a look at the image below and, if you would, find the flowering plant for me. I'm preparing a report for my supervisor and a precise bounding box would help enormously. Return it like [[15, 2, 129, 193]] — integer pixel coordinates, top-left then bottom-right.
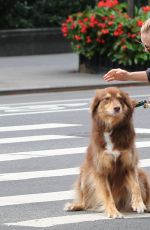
[[62, 0, 150, 67]]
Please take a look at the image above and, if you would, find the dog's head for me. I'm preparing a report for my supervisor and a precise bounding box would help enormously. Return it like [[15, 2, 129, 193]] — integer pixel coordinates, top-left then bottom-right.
[[91, 87, 137, 129]]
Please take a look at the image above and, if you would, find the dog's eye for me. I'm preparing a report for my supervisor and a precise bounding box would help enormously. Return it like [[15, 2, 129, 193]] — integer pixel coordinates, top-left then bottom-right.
[[117, 97, 123, 101], [104, 97, 110, 101], [118, 97, 124, 103]]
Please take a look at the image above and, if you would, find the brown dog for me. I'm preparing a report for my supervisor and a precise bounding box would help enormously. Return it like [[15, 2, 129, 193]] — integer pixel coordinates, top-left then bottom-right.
[[65, 87, 150, 218]]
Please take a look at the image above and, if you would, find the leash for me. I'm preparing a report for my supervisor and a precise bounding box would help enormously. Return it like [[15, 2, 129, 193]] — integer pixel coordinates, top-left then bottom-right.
[[135, 100, 150, 109]]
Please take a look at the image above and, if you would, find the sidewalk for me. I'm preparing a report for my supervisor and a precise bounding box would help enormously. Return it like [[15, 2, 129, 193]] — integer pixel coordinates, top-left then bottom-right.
[[0, 53, 146, 95]]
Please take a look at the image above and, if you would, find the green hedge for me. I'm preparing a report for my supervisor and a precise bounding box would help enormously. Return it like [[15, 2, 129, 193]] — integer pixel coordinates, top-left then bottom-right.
[[0, 0, 97, 29], [0, 0, 149, 29]]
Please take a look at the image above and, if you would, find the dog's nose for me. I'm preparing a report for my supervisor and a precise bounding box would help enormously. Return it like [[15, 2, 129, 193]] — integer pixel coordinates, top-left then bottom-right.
[[114, 107, 120, 113]]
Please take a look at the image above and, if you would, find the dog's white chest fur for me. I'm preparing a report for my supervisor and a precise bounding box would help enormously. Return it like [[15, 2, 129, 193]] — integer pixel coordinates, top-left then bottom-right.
[[104, 132, 120, 159]]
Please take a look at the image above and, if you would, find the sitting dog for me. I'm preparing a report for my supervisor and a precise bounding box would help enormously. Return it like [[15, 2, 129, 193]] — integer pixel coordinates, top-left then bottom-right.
[[65, 87, 150, 218]]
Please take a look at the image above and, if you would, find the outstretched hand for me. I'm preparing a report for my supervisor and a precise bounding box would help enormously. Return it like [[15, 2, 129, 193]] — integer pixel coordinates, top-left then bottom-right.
[[103, 68, 130, 82]]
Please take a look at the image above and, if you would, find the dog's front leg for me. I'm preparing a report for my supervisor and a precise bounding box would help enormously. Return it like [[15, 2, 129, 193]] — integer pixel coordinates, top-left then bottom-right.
[[94, 172, 123, 218], [126, 169, 146, 213]]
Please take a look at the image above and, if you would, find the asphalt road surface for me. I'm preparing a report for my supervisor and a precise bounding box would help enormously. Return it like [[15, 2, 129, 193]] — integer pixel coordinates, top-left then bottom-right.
[[0, 85, 149, 230]]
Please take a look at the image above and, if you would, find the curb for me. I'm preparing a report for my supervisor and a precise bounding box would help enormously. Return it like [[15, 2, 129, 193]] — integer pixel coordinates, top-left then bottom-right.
[[0, 82, 148, 96]]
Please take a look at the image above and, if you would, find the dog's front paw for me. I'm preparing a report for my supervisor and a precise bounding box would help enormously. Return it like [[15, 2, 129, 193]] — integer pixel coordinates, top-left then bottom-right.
[[64, 202, 73, 211], [132, 199, 146, 213], [106, 206, 124, 219], [64, 202, 84, 211]]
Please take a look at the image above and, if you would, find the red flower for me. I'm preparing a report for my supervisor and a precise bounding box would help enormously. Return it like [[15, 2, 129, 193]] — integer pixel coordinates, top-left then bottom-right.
[[101, 16, 108, 21], [66, 16, 74, 23], [86, 36, 92, 43], [101, 29, 109, 34], [137, 20, 143, 27], [77, 20, 88, 33], [63, 33, 68, 37], [131, 34, 136, 38], [96, 38, 101, 43], [81, 25, 88, 33], [76, 45, 81, 49], [114, 31, 119, 36], [78, 20, 83, 25], [114, 26, 123, 36], [96, 38, 105, 44], [98, 23, 107, 28], [127, 32, 136, 38], [83, 18, 89, 22], [113, 23, 123, 36], [142, 6, 150, 12], [118, 23, 123, 28], [78, 21, 88, 33], [109, 15, 115, 20], [98, 0, 118, 8], [89, 16, 99, 27], [127, 32, 131, 37], [71, 22, 76, 30], [108, 21, 114, 26], [74, 35, 82, 41], [61, 23, 68, 36], [122, 45, 127, 50]]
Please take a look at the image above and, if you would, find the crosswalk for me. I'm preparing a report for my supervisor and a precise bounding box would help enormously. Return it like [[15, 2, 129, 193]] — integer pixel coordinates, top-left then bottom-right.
[[0, 98, 89, 116], [7, 213, 150, 228], [0, 97, 149, 229]]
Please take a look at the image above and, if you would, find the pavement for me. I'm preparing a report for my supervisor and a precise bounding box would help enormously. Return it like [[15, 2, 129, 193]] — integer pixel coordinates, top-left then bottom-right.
[[0, 53, 147, 95]]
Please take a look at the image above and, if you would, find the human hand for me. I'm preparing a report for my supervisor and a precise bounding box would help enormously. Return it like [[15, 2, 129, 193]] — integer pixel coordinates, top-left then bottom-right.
[[103, 68, 131, 82]]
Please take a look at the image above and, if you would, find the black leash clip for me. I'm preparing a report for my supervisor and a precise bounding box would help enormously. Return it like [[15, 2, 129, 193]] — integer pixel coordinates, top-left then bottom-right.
[[135, 100, 147, 108], [135, 100, 150, 109]]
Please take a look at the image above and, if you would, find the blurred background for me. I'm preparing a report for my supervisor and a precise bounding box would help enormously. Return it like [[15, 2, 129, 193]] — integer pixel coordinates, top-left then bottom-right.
[[0, 0, 149, 29]]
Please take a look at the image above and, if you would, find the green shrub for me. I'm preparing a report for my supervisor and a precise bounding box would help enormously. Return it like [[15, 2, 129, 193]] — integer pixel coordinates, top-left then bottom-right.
[[0, 0, 97, 29]]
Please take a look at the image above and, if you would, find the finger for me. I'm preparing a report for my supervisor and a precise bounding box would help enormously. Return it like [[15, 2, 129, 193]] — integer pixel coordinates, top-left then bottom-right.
[[104, 76, 115, 82], [104, 69, 121, 77], [106, 78, 115, 82], [104, 72, 116, 80], [104, 73, 116, 80]]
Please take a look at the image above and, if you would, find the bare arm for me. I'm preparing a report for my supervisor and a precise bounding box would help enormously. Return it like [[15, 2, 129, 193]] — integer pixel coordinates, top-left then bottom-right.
[[129, 71, 148, 82], [103, 68, 149, 82]]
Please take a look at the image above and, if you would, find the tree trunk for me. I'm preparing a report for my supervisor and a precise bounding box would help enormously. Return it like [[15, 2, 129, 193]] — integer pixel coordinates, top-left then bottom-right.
[[127, 0, 135, 18]]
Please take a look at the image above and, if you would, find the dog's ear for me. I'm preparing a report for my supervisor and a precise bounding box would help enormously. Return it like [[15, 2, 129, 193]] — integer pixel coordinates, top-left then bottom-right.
[[90, 90, 102, 115], [131, 99, 138, 109], [122, 92, 137, 111]]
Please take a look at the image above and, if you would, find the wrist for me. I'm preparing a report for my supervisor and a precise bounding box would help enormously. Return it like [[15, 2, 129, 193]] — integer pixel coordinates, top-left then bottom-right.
[[127, 71, 132, 81]]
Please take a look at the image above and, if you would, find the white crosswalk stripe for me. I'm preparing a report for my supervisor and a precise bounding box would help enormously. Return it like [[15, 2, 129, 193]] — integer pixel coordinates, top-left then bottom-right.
[[0, 134, 80, 144], [0, 147, 86, 162], [0, 190, 74, 206], [135, 128, 150, 134], [0, 123, 81, 132], [0, 99, 89, 116], [0, 168, 79, 181], [0, 107, 89, 117], [5, 213, 150, 228], [0, 140, 148, 162], [0, 158, 149, 182]]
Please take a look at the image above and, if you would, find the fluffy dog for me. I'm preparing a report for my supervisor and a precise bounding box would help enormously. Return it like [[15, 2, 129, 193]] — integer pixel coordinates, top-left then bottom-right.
[[65, 87, 150, 218]]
